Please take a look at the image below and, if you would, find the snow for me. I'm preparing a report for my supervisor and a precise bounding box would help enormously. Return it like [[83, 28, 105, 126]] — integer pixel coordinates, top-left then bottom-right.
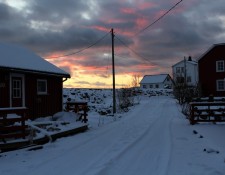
[[0, 89, 225, 175], [0, 42, 69, 77], [140, 74, 169, 84]]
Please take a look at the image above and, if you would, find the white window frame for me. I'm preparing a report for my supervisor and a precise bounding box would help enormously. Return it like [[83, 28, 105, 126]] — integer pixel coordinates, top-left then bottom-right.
[[37, 79, 47, 95], [216, 60, 224, 72], [216, 80, 225, 91]]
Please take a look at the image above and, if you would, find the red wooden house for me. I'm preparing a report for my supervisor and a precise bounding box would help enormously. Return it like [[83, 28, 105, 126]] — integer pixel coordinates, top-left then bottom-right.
[[198, 43, 225, 97], [0, 42, 70, 119]]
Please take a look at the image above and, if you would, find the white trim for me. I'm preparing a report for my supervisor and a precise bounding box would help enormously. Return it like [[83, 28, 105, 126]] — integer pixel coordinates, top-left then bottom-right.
[[216, 60, 224, 72], [216, 79, 225, 91], [10, 73, 25, 107]]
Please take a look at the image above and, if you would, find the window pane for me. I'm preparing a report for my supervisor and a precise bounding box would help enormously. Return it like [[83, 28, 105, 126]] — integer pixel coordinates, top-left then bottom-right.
[[187, 76, 191, 82], [37, 80, 47, 94], [12, 79, 21, 98], [217, 80, 225, 91], [217, 61, 224, 72], [181, 67, 184, 73]]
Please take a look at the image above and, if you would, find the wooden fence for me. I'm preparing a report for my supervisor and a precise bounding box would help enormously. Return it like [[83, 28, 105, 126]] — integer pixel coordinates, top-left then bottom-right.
[[188, 102, 225, 124], [65, 101, 88, 123]]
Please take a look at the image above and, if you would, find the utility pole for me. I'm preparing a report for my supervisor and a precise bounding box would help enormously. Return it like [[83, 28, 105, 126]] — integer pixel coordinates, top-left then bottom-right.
[[111, 28, 116, 114], [184, 56, 187, 87]]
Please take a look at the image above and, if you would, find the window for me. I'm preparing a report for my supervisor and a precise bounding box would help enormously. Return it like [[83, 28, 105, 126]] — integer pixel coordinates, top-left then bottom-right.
[[181, 67, 184, 73], [12, 79, 21, 98], [155, 84, 159, 88], [216, 60, 224, 72], [187, 76, 192, 83], [150, 85, 153, 88], [176, 77, 184, 83], [142, 85, 146, 89], [217, 80, 225, 91], [176, 67, 180, 73], [37, 79, 47, 94], [176, 67, 184, 74]]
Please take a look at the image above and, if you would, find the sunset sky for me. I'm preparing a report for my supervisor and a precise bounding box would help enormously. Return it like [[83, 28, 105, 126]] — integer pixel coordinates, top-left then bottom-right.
[[0, 0, 225, 88]]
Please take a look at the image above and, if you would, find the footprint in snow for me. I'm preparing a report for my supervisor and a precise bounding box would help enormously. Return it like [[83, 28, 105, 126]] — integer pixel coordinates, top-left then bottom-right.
[[193, 130, 204, 138], [203, 148, 219, 154], [193, 130, 198, 134]]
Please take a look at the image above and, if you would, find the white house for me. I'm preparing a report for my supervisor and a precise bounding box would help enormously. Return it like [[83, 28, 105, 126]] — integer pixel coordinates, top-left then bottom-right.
[[172, 57, 198, 86], [139, 74, 173, 89]]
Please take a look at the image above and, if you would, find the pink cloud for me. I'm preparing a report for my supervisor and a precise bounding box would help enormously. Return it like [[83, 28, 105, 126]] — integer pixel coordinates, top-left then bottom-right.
[[120, 7, 136, 15], [138, 2, 157, 10], [90, 25, 110, 33]]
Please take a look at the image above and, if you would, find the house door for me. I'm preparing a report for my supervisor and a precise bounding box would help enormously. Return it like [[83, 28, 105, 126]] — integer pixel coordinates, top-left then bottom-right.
[[11, 76, 23, 107]]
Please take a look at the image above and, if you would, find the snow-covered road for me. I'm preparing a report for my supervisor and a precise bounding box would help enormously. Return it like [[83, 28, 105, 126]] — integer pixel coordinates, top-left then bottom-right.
[[1, 96, 225, 175]]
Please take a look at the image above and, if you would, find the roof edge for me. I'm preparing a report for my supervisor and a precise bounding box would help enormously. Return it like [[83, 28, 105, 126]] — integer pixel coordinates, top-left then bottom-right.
[[0, 66, 71, 78], [197, 43, 225, 61]]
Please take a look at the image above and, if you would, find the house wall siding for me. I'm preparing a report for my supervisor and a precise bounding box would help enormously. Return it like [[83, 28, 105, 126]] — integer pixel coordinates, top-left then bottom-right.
[[199, 45, 225, 97], [0, 70, 10, 107], [172, 61, 198, 86], [25, 73, 63, 119]]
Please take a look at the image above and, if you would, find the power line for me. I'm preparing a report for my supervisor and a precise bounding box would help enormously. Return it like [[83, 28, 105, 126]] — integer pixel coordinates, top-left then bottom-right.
[[49, 31, 111, 58], [114, 35, 158, 66], [112, 1, 183, 66], [48, 1, 182, 59], [134, 0, 183, 36]]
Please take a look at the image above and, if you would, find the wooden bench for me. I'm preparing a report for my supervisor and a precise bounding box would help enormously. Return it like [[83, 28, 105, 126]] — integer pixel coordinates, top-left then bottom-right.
[[189, 102, 225, 124], [0, 107, 29, 141], [66, 101, 88, 123]]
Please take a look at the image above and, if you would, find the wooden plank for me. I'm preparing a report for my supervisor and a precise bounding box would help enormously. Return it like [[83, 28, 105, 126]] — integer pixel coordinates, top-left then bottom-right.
[[0, 125, 27, 131], [189, 102, 225, 124], [0, 133, 28, 139]]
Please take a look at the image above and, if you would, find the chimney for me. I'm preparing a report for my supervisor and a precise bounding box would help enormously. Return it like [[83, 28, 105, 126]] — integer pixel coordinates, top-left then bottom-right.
[[188, 56, 192, 61]]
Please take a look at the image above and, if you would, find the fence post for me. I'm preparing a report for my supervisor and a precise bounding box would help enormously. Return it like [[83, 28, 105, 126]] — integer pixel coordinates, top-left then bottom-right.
[[190, 103, 195, 125]]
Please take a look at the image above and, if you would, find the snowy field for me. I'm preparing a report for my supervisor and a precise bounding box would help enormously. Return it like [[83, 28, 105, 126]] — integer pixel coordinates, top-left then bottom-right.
[[0, 88, 225, 175]]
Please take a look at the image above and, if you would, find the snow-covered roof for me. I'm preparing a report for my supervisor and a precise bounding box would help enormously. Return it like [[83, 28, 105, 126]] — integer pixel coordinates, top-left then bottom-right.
[[172, 59, 197, 68], [140, 74, 169, 84], [0, 42, 70, 77]]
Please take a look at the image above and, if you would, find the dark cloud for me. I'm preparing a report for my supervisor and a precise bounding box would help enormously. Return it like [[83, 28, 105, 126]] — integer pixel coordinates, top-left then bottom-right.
[[0, 0, 225, 82], [0, 3, 29, 41]]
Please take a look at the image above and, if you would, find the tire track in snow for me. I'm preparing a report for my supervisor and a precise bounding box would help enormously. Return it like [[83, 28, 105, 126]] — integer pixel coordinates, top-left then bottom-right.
[[90, 97, 175, 175]]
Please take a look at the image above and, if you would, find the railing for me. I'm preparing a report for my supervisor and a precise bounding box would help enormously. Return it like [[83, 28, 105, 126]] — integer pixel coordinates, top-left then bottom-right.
[[188, 102, 225, 124], [65, 101, 88, 123], [0, 108, 29, 141]]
